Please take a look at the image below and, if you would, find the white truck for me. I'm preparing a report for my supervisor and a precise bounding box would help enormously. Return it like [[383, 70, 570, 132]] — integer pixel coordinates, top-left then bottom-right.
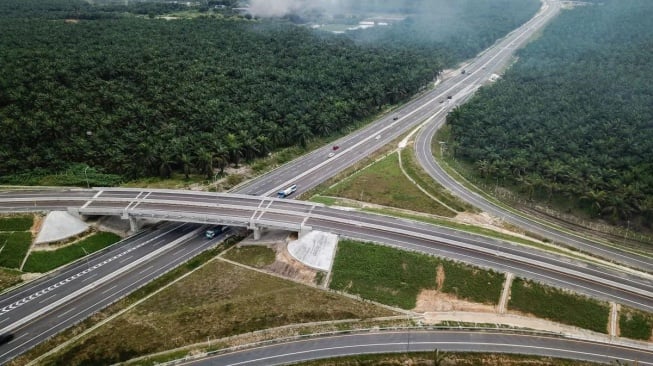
[[277, 184, 297, 198]]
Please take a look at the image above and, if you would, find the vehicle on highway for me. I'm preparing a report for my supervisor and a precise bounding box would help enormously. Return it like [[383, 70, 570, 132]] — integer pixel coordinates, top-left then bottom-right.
[[447, 95, 452, 99], [332, 145, 339, 151], [327, 152, 335, 158], [0, 334, 14, 345], [205, 226, 226, 239], [393, 115, 399, 120], [375, 135, 381, 140], [461, 69, 466, 74], [277, 184, 297, 198]]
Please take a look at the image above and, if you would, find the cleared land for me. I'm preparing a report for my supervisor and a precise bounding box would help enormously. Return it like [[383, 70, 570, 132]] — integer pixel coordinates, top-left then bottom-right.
[[329, 240, 504, 309], [40, 258, 395, 365], [508, 278, 610, 333]]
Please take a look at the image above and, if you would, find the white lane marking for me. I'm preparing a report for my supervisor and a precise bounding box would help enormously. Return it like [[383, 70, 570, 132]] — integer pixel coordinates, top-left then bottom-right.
[[0, 225, 183, 315], [80, 190, 103, 209], [100, 285, 118, 295], [56, 307, 77, 319], [37, 294, 57, 305], [119, 255, 134, 264], [138, 265, 154, 275], [81, 273, 98, 283]]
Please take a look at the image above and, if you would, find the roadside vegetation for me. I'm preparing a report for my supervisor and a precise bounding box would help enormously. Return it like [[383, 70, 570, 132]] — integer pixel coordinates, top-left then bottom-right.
[[324, 152, 455, 217], [22, 232, 121, 273], [400, 146, 472, 213], [0, 268, 23, 293], [222, 245, 276, 268], [293, 352, 602, 366], [445, 0, 653, 231], [619, 306, 653, 341], [0, 215, 33, 270], [508, 278, 610, 333], [36, 258, 395, 366], [329, 240, 504, 309]]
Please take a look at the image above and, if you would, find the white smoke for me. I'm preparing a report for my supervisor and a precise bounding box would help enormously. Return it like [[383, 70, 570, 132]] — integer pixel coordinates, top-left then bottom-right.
[[247, 0, 349, 18]]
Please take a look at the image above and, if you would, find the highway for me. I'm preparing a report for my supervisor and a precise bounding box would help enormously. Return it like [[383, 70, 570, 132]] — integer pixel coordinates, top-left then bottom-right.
[[0, 221, 229, 364], [1, 188, 652, 315], [230, 0, 652, 273], [1, 1, 651, 364], [181, 330, 653, 366]]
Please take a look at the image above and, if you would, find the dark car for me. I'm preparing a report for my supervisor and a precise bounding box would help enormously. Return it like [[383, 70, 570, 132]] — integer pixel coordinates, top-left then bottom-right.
[[332, 145, 340, 151], [0, 333, 14, 345], [393, 115, 399, 120]]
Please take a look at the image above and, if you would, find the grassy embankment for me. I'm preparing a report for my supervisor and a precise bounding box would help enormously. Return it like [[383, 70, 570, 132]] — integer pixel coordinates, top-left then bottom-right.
[[509, 278, 610, 333], [329, 240, 504, 310], [619, 306, 653, 341], [322, 151, 456, 217], [0, 215, 33, 269], [23, 232, 121, 273], [27, 247, 395, 366], [222, 245, 276, 268], [311, 148, 569, 255], [0, 215, 33, 290]]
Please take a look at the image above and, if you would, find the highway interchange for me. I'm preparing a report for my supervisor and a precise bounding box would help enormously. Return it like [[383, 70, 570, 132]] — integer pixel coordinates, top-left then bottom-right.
[[1, 0, 652, 364]]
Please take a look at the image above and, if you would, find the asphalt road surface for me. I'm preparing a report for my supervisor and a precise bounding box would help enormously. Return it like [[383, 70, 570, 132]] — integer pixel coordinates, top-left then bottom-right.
[[2, 188, 652, 314], [0, 221, 228, 364], [180, 330, 653, 366], [1, 1, 650, 363]]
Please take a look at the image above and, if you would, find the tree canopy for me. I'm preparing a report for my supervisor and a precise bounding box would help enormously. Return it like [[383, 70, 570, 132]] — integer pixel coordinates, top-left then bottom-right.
[[0, 0, 538, 183], [447, 0, 653, 226]]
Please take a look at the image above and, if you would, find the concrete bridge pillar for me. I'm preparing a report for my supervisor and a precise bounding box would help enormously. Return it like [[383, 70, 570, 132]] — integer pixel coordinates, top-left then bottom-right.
[[129, 216, 140, 233], [251, 226, 261, 240]]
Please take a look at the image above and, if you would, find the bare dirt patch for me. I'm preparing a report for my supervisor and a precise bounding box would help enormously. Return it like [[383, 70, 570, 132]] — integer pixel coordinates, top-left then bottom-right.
[[435, 264, 445, 291], [414, 264, 495, 313], [414, 290, 496, 313], [265, 242, 318, 285], [30, 214, 43, 238]]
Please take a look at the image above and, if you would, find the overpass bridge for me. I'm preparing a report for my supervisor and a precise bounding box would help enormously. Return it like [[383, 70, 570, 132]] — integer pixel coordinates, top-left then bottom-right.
[[1, 187, 652, 312]]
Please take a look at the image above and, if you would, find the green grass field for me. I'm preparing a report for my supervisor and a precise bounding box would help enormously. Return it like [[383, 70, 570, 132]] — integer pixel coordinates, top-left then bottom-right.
[[23, 232, 121, 273], [0, 232, 32, 269], [509, 278, 610, 333], [400, 147, 472, 213], [222, 246, 276, 268], [0, 268, 23, 292], [619, 306, 653, 340], [0, 215, 33, 231], [329, 240, 504, 309], [324, 152, 456, 217]]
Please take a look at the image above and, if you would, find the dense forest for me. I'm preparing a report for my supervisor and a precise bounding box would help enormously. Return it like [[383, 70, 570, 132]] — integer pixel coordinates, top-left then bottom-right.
[[0, 0, 538, 184], [447, 0, 653, 226]]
